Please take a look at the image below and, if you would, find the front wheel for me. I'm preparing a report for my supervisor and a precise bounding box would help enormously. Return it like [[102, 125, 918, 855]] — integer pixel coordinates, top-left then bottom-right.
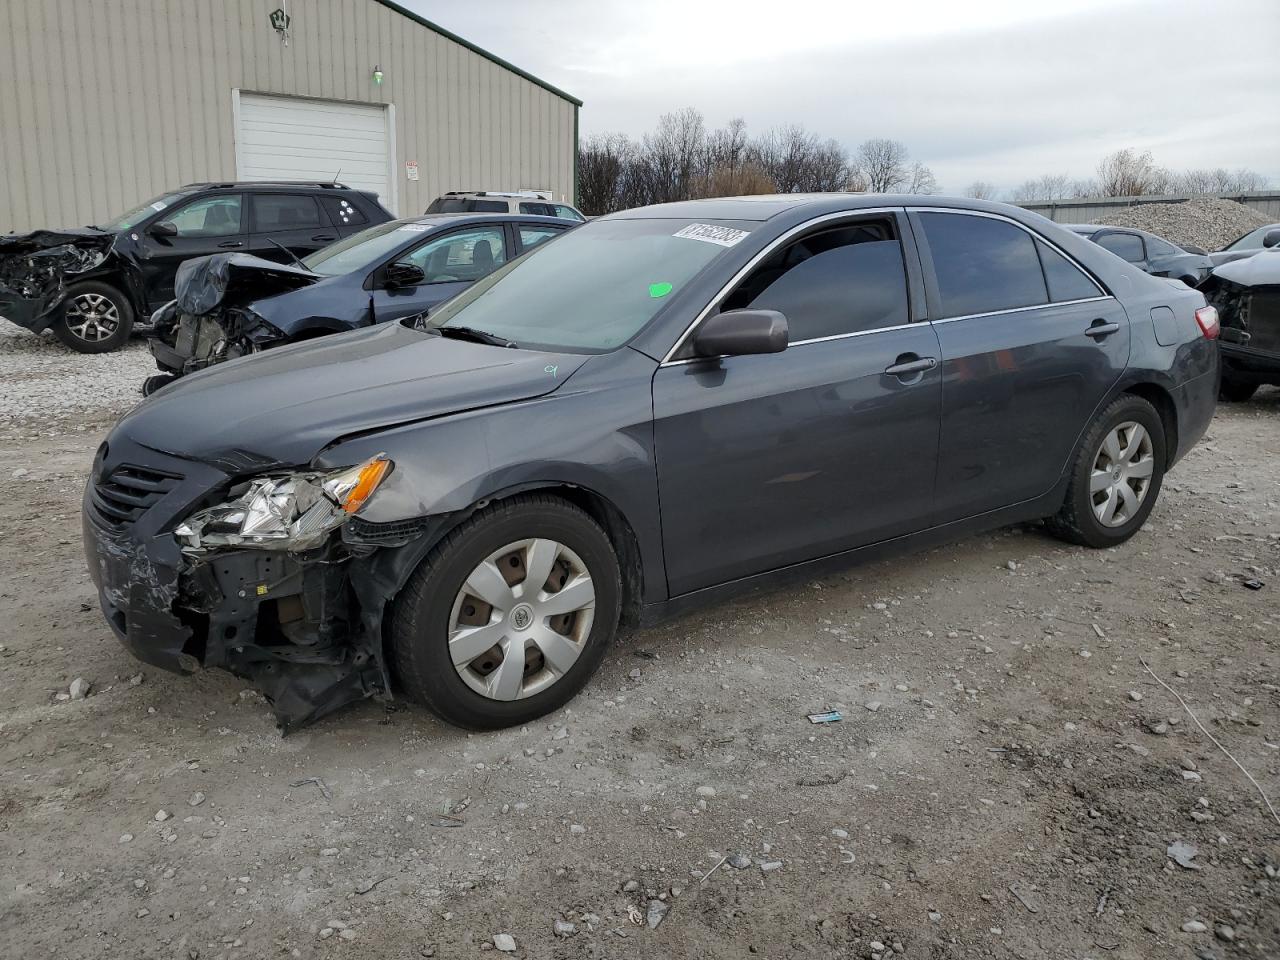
[[53, 282, 134, 353], [1045, 394, 1166, 548], [390, 495, 621, 729]]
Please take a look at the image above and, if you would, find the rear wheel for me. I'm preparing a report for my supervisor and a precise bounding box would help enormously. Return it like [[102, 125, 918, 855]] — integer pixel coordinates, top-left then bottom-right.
[[1045, 394, 1166, 548], [390, 495, 621, 729], [53, 282, 134, 353], [1219, 376, 1258, 403]]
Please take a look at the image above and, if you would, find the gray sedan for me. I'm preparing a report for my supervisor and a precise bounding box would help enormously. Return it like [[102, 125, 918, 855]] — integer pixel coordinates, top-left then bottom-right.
[[84, 194, 1220, 732]]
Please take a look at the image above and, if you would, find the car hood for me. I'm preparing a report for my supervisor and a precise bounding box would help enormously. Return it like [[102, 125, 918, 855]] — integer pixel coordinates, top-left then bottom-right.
[[115, 320, 589, 470], [1209, 252, 1280, 288], [175, 252, 321, 315]]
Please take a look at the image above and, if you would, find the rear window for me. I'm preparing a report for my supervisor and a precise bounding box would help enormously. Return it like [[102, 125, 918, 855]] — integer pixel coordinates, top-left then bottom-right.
[[919, 212, 1047, 317], [1096, 232, 1144, 263], [321, 196, 368, 226], [426, 197, 508, 214]]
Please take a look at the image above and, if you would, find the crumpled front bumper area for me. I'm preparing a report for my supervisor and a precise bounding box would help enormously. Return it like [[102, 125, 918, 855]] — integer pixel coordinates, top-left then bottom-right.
[[82, 438, 397, 733], [0, 228, 114, 330]]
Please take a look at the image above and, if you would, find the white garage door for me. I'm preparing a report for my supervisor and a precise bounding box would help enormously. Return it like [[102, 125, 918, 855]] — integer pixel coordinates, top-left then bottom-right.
[[235, 93, 392, 211]]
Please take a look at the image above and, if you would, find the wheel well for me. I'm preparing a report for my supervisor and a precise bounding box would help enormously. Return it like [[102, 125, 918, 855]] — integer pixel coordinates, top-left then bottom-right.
[[1123, 383, 1178, 466]]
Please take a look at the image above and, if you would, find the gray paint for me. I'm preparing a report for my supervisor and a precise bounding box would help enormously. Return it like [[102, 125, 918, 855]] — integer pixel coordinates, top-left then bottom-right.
[[0, 0, 577, 232]]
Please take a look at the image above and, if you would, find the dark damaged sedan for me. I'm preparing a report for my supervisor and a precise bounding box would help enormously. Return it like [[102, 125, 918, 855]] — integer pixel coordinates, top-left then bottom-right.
[[84, 195, 1220, 732], [145, 213, 575, 389]]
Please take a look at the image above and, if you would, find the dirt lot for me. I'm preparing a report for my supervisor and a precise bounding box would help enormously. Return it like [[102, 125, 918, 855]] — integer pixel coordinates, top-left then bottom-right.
[[1, 327, 1278, 960]]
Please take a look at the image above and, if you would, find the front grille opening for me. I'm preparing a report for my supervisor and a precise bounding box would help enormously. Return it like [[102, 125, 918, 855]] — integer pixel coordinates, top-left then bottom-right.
[[92, 464, 183, 528]]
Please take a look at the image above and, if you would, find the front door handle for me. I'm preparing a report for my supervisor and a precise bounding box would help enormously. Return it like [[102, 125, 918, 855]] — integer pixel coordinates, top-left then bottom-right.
[[1085, 320, 1121, 339], [217, 240, 244, 248], [311, 234, 336, 242], [884, 355, 938, 378]]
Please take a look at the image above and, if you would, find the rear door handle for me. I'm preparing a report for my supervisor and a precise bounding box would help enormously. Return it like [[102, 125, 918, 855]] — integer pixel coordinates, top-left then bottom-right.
[[1085, 320, 1121, 338], [884, 356, 938, 377], [217, 240, 244, 248], [311, 234, 336, 242]]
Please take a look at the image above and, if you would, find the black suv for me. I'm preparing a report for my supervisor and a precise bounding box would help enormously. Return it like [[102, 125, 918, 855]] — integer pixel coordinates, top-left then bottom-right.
[[0, 182, 392, 352]]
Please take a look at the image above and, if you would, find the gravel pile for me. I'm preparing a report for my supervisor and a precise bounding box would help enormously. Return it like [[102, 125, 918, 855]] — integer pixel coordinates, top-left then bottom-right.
[[0, 326, 154, 437], [1088, 197, 1272, 251]]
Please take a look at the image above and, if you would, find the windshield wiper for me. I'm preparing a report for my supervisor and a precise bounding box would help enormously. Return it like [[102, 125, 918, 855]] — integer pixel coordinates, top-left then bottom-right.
[[436, 325, 518, 348], [268, 238, 312, 271]]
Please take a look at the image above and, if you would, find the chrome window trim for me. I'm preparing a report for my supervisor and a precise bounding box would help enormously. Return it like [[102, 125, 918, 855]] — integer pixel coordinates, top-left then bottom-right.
[[911, 206, 1109, 308], [659, 207, 902, 364], [929, 295, 1115, 325], [660, 321, 919, 368]]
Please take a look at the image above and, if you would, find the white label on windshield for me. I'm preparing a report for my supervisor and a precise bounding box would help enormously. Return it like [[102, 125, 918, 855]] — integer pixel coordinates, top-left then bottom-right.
[[398, 223, 430, 232], [151, 201, 167, 211], [673, 223, 749, 247]]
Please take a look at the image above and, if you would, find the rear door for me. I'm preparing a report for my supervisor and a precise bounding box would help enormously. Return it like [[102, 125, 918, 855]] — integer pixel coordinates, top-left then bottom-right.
[[134, 193, 247, 308], [248, 193, 338, 262], [912, 210, 1129, 522], [318, 195, 373, 240], [369, 222, 511, 323], [653, 211, 942, 595]]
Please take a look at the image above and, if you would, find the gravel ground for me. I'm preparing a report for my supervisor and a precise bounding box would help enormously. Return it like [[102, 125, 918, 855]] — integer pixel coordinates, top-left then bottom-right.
[[1, 328, 1279, 959], [1088, 198, 1273, 252]]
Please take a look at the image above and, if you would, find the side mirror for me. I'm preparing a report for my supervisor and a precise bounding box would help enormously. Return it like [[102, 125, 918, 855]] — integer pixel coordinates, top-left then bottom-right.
[[692, 309, 788, 358], [1182, 244, 1207, 256], [385, 261, 426, 288], [149, 220, 178, 238], [1263, 230, 1280, 249]]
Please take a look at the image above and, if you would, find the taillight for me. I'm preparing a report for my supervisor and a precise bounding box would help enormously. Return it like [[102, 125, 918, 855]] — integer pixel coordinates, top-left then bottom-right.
[[1195, 305, 1219, 340]]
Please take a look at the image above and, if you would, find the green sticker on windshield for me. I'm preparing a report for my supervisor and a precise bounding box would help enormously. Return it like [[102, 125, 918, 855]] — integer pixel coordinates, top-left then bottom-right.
[[649, 281, 673, 299]]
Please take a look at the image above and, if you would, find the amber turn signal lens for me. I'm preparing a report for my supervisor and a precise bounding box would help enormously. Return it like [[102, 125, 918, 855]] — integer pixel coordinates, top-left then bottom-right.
[[340, 456, 392, 514]]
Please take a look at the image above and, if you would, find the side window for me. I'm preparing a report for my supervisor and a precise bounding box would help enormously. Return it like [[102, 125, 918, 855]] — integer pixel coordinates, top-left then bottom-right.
[[320, 196, 368, 227], [402, 226, 507, 283], [518, 201, 555, 216], [720, 219, 909, 341], [1096, 232, 1145, 263], [251, 194, 323, 232], [919, 212, 1047, 317], [1145, 236, 1181, 258], [1036, 240, 1101, 302], [470, 199, 508, 212], [164, 195, 242, 238], [553, 204, 585, 222], [519, 226, 562, 252]]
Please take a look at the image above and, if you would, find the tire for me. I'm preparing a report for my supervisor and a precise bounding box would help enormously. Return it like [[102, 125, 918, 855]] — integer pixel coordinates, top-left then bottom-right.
[[53, 281, 134, 353], [1045, 394, 1167, 549], [390, 494, 621, 730], [1218, 377, 1258, 403]]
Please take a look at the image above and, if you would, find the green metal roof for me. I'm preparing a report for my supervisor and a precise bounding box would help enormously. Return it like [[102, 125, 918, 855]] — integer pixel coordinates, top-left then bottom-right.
[[374, 0, 583, 106]]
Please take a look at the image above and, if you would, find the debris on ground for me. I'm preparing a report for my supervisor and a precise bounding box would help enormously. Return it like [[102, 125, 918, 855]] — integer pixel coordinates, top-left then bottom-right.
[[1167, 840, 1202, 871], [807, 710, 843, 724], [1087, 197, 1272, 251]]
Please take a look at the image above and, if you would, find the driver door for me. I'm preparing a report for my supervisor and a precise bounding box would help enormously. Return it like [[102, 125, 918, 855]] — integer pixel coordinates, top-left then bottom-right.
[[370, 223, 511, 324], [135, 194, 246, 308]]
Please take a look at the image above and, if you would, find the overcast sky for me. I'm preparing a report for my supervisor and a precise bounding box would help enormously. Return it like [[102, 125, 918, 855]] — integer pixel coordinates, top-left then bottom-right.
[[407, 0, 1280, 195]]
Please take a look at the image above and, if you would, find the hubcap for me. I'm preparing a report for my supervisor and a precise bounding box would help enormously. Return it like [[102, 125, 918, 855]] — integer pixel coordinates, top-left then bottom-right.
[[448, 538, 596, 701], [65, 293, 120, 342], [1090, 421, 1154, 527]]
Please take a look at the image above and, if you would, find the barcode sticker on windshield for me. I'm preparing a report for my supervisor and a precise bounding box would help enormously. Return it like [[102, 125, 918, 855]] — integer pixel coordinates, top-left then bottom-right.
[[151, 201, 167, 211], [673, 223, 750, 247], [397, 224, 430, 232]]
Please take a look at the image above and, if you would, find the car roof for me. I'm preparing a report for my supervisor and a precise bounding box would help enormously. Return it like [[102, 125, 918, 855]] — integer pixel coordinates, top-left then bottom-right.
[[605, 193, 1059, 223], [395, 213, 578, 228], [181, 181, 359, 192]]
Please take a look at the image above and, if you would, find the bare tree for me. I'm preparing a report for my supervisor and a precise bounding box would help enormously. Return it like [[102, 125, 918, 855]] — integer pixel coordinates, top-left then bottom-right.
[[691, 162, 776, 199], [1010, 174, 1072, 202], [964, 180, 999, 200], [704, 118, 749, 178], [1173, 167, 1269, 195], [640, 108, 707, 205], [905, 162, 938, 195], [577, 133, 638, 216], [1096, 148, 1171, 197], [853, 138, 910, 192]]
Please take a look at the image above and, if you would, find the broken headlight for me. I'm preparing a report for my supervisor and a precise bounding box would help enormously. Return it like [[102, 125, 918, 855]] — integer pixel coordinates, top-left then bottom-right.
[[175, 454, 391, 553]]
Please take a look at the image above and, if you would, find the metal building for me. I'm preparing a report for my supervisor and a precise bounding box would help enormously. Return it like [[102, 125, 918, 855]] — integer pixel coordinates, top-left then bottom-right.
[[0, 0, 580, 232]]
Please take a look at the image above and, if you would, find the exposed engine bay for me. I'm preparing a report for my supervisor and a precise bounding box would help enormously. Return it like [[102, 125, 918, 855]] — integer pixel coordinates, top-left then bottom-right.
[[149, 253, 319, 378], [0, 228, 115, 328]]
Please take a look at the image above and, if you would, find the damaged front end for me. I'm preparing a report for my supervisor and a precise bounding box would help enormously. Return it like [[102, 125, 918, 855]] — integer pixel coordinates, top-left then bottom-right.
[[85, 446, 431, 733], [149, 253, 319, 378], [0, 228, 114, 330], [1201, 255, 1280, 380]]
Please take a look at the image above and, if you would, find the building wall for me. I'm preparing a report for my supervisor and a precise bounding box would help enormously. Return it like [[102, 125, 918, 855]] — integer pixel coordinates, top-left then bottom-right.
[[1020, 192, 1280, 224], [0, 0, 579, 231]]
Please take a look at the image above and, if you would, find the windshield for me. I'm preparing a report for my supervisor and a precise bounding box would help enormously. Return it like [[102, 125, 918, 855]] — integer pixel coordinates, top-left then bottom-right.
[[1224, 224, 1280, 251], [426, 218, 751, 352], [100, 191, 193, 231], [301, 220, 417, 276]]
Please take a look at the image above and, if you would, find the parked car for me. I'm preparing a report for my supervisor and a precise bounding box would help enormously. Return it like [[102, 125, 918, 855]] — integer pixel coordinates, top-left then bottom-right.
[[1200, 253, 1280, 401], [1209, 223, 1280, 267], [426, 190, 585, 222], [0, 181, 392, 353], [1064, 224, 1212, 286], [144, 213, 574, 391], [84, 195, 1219, 732]]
